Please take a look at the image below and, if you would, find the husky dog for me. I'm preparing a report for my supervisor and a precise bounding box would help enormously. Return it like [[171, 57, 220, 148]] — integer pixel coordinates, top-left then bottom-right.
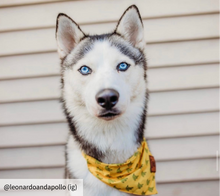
[[56, 5, 148, 196]]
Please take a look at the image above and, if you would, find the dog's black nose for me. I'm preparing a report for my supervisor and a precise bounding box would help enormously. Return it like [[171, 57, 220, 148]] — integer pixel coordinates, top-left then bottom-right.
[[96, 89, 119, 110]]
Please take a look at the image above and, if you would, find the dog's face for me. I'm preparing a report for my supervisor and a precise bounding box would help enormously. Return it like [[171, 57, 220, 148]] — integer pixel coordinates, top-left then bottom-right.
[[56, 6, 146, 123]]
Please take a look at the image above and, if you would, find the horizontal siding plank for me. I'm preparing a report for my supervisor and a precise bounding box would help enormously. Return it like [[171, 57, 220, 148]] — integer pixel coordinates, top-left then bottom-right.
[[148, 64, 219, 91], [0, 28, 55, 56], [0, 39, 219, 80], [0, 0, 218, 32], [0, 64, 218, 103], [0, 188, 72, 196], [0, 146, 65, 169], [0, 88, 218, 126], [148, 135, 219, 161], [148, 88, 218, 116], [0, 53, 60, 80], [144, 13, 219, 43], [157, 181, 219, 196], [146, 112, 219, 139], [146, 39, 219, 67], [0, 112, 218, 148], [1, 14, 219, 56], [0, 123, 69, 148], [0, 100, 66, 126], [0, 0, 62, 7], [0, 191, 66, 196], [0, 168, 64, 179], [0, 135, 218, 169], [0, 76, 61, 102], [157, 158, 218, 182]]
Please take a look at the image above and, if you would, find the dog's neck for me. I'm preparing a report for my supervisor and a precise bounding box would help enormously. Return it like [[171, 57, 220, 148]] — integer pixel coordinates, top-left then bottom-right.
[[64, 93, 147, 164]]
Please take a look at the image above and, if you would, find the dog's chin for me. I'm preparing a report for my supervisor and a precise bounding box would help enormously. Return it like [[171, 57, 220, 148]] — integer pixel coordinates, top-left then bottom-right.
[[97, 110, 121, 121]]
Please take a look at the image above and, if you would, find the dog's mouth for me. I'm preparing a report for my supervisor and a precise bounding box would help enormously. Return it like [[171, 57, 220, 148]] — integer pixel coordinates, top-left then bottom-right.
[[98, 111, 120, 121]]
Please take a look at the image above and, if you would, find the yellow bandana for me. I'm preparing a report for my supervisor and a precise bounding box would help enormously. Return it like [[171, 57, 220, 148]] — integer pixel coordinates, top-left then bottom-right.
[[82, 138, 158, 195]]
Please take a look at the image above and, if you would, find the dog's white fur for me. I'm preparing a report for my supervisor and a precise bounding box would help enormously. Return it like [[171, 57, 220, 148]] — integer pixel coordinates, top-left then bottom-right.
[[56, 5, 149, 196]]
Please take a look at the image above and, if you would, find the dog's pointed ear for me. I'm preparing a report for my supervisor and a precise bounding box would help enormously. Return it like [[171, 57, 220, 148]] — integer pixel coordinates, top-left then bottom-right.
[[115, 5, 145, 50], [56, 13, 85, 59]]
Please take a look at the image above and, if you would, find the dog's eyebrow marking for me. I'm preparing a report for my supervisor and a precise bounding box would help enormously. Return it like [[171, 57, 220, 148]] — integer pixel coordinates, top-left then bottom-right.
[[65, 34, 114, 67], [66, 38, 94, 66], [110, 41, 145, 65]]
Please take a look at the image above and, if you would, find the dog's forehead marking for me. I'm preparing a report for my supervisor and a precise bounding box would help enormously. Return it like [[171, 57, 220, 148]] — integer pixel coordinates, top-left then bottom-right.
[[81, 41, 134, 68], [64, 34, 146, 68]]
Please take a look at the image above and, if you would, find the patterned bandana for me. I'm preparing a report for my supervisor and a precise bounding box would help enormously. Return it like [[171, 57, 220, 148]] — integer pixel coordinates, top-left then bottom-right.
[[82, 138, 158, 195]]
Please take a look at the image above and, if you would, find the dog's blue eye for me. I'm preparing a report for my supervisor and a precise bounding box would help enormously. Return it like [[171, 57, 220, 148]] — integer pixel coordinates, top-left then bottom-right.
[[79, 66, 92, 75], [117, 62, 130, 72]]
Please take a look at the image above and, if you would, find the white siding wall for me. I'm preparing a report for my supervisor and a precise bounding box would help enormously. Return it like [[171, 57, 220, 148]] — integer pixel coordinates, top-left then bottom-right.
[[0, 0, 219, 195]]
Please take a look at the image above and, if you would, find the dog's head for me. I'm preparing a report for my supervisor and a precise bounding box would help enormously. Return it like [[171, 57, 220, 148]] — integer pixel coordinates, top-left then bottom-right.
[[56, 5, 147, 123]]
